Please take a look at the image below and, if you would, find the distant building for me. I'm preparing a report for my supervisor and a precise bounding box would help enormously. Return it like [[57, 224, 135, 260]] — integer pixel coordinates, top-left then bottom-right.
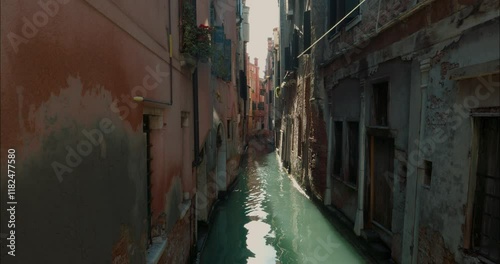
[[247, 57, 265, 133]]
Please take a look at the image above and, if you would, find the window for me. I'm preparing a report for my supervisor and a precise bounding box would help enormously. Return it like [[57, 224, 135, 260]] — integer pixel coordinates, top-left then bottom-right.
[[372, 81, 389, 127], [285, 47, 292, 71], [210, 4, 215, 25], [472, 117, 499, 262], [292, 29, 299, 69], [303, 10, 311, 54], [328, 0, 360, 34], [328, 0, 338, 32], [423, 160, 432, 187], [227, 120, 232, 140], [298, 118, 303, 157], [347, 122, 359, 185], [333, 121, 343, 177], [370, 136, 395, 231], [258, 102, 265, 110], [345, 0, 360, 22], [180, 0, 196, 53]]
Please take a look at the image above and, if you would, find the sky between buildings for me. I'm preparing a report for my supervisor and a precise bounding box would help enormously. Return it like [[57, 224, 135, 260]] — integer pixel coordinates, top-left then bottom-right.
[[246, 0, 279, 75]]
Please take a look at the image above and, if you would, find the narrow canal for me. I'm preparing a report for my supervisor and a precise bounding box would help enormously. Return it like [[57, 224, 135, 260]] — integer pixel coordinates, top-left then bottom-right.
[[199, 141, 365, 264]]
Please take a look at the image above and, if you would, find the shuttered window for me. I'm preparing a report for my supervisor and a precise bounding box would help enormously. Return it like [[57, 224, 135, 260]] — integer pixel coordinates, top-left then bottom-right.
[[284, 47, 292, 71], [303, 11, 311, 54], [212, 26, 232, 81], [292, 29, 299, 69]]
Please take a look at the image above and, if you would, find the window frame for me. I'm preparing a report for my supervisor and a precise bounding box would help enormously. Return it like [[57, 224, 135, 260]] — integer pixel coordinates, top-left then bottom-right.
[[332, 119, 344, 179], [327, 0, 361, 38], [465, 116, 500, 263], [371, 80, 390, 127], [346, 121, 359, 186]]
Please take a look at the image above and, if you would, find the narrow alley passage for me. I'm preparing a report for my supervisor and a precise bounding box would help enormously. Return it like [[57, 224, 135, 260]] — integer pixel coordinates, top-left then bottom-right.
[[199, 140, 365, 264], [2, 0, 498, 263]]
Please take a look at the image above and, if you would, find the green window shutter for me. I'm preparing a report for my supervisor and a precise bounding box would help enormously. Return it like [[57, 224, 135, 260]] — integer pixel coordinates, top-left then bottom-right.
[[285, 47, 292, 71], [292, 29, 299, 69], [212, 26, 225, 77], [303, 11, 311, 54]]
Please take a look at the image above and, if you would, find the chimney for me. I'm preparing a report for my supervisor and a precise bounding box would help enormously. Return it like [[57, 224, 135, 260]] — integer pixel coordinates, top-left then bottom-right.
[[254, 58, 258, 66]]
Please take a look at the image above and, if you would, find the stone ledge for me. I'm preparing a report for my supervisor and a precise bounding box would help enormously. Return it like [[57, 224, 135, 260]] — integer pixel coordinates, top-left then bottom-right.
[[179, 199, 192, 219], [146, 238, 168, 264]]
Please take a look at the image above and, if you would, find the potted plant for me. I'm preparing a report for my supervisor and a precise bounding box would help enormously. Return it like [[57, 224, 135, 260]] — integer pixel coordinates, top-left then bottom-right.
[[181, 1, 213, 65], [196, 24, 213, 62]]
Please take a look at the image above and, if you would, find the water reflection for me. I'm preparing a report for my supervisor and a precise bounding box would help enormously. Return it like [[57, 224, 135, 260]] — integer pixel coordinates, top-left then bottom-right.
[[200, 147, 364, 264]]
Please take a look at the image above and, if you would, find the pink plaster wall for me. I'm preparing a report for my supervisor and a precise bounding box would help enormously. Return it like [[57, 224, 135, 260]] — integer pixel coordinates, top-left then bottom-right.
[[1, 0, 197, 261]]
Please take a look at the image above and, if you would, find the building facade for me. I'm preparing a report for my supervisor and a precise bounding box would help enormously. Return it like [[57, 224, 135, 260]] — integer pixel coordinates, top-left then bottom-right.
[[1, 0, 247, 263], [247, 56, 264, 134], [264, 37, 276, 132], [275, 0, 499, 263]]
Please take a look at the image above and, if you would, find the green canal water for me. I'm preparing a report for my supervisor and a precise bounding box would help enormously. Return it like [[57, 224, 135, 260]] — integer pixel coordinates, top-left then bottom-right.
[[199, 148, 365, 264]]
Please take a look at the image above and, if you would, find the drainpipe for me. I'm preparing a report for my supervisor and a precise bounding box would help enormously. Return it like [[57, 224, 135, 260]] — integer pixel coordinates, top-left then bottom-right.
[[168, 0, 173, 105], [325, 115, 333, 205], [354, 80, 367, 236], [243, 44, 248, 144], [192, 67, 201, 167]]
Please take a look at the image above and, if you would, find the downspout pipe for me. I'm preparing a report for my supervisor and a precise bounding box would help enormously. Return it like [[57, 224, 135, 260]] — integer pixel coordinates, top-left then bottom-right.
[[191, 0, 201, 168], [168, 0, 173, 105], [192, 67, 201, 167], [354, 83, 367, 236], [243, 44, 248, 144]]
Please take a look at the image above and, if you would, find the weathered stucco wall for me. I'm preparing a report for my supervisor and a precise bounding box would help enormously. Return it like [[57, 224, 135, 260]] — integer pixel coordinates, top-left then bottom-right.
[[414, 19, 499, 263], [276, 0, 499, 263], [1, 0, 197, 262]]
